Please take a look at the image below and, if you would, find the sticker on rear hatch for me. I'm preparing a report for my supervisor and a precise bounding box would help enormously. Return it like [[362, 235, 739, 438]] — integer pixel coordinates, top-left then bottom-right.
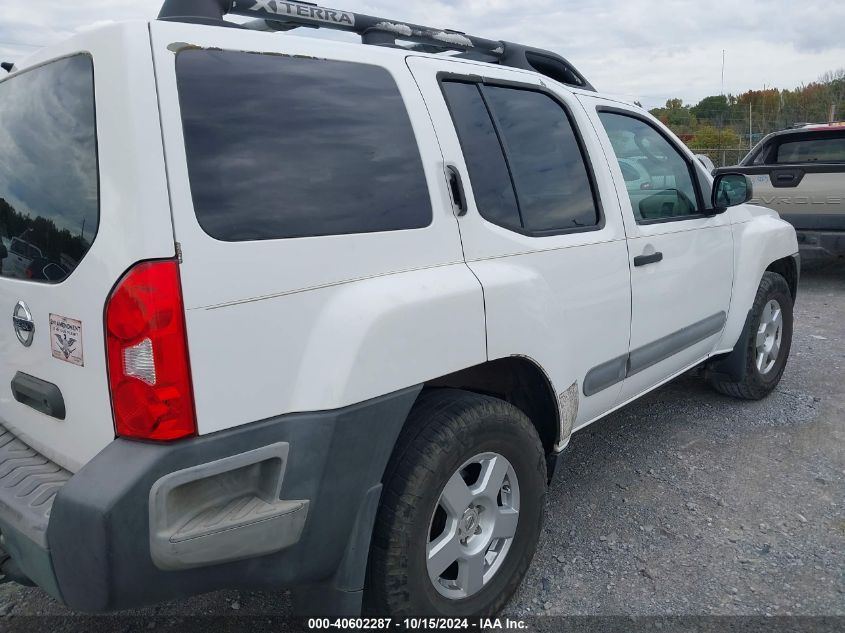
[[50, 314, 83, 367]]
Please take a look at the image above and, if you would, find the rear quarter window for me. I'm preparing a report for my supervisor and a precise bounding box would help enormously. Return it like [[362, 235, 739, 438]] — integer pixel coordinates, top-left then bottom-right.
[[176, 50, 432, 241], [442, 80, 601, 235], [776, 133, 845, 163], [0, 55, 99, 283]]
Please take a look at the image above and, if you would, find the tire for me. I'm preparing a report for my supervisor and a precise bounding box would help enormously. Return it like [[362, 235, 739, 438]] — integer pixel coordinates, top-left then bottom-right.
[[364, 389, 546, 617], [708, 271, 793, 400]]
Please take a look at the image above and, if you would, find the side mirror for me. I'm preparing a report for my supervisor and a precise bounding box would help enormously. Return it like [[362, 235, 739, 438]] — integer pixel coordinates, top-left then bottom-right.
[[711, 173, 752, 210]]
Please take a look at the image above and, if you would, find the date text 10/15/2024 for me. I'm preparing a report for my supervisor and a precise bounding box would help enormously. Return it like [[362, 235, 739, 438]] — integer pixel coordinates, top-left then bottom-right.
[[307, 618, 529, 630]]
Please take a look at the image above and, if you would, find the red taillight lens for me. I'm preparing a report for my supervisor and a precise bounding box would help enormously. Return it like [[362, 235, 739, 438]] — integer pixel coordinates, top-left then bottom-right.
[[105, 260, 197, 441]]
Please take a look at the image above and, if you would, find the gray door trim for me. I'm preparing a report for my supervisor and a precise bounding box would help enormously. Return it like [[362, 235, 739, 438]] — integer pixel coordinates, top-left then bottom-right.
[[582, 355, 628, 397], [584, 311, 727, 397]]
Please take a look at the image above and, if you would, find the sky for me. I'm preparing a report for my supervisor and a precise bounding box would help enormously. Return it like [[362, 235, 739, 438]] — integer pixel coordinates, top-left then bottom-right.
[[2, 0, 844, 109]]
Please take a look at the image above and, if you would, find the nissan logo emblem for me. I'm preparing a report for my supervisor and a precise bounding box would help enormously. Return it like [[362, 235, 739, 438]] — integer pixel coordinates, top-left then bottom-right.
[[13, 301, 35, 347]]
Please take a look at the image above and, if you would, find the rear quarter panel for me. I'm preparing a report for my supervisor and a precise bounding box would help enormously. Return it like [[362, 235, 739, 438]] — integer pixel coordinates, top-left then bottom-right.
[[150, 23, 486, 434]]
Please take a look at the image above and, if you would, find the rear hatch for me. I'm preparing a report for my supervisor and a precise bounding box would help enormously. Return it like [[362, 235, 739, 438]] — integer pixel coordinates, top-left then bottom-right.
[[0, 23, 178, 472]]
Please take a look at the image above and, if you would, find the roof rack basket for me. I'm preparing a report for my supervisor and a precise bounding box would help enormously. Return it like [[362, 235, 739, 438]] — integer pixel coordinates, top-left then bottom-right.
[[157, 0, 595, 91]]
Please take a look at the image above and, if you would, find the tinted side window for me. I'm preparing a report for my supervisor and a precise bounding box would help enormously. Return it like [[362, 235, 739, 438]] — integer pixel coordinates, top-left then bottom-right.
[[598, 112, 700, 223], [0, 55, 98, 283], [443, 81, 599, 234], [176, 50, 432, 241], [484, 86, 599, 231], [442, 82, 521, 230], [776, 134, 845, 163]]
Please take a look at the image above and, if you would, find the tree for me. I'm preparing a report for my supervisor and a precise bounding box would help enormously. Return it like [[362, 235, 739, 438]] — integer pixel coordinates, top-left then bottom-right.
[[649, 98, 696, 134], [650, 67, 844, 164], [690, 95, 730, 124], [688, 126, 740, 150], [818, 68, 845, 121]]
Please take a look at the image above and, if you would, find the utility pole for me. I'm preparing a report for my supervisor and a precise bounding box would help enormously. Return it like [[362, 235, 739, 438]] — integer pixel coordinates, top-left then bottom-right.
[[719, 50, 726, 166], [749, 101, 753, 149], [762, 84, 766, 136], [831, 103, 837, 124]]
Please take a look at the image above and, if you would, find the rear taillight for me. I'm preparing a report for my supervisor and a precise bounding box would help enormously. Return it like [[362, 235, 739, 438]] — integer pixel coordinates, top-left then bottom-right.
[[105, 260, 197, 441]]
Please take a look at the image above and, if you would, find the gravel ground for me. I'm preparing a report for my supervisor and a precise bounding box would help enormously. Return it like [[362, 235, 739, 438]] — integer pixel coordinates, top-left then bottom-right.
[[1, 259, 843, 628]]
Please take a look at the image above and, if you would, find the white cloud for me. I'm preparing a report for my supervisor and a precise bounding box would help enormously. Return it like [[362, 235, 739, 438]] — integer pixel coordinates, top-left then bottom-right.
[[2, 0, 844, 108]]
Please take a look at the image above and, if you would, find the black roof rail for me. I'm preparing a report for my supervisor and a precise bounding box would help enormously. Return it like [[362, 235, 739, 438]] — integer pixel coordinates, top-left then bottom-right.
[[157, 0, 595, 91]]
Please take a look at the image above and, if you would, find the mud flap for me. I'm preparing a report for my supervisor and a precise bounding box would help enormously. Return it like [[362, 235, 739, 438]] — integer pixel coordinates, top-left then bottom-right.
[[705, 310, 753, 383]]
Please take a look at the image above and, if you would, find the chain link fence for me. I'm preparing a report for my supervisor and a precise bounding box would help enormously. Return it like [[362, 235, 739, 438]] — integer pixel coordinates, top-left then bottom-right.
[[687, 148, 749, 168]]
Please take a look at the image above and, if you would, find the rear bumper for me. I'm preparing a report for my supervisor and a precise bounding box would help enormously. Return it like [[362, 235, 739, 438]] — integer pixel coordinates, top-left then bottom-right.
[[0, 425, 68, 599], [796, 230, 845, 258], [776, 212, 845, 258], [0, 386, 420, 614]]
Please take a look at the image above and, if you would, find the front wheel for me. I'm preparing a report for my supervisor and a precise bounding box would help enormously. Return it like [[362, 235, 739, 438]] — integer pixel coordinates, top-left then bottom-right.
[[364, 389, 546, 617], [708, 271, 794, 400]]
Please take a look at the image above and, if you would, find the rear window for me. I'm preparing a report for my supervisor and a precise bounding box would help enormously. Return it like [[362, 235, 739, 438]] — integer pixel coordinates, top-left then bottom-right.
[[176, 50, 432, 242], [0, 55, 98, 283], [776, 133, 845, 163]]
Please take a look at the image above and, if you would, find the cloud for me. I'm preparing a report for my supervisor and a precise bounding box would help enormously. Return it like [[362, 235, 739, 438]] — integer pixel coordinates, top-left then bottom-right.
[[1, 0, 843, 108]]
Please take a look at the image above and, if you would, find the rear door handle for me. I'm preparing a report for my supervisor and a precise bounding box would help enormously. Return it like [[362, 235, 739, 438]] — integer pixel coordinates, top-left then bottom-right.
[[11, 372, 66, 420], [446, 165, 468, 217], [634, 252, 663, 267]]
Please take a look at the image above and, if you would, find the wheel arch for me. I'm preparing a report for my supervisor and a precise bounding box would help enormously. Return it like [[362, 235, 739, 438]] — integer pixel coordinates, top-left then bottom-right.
[[717, 215, 799, 353], [766, 254, 799, 300], [422, 357, 562, 458], [708, 241, 798, 386]]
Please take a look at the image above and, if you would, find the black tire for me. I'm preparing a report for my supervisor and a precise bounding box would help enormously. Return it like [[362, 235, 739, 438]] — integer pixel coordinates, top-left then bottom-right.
[[708, 272, 793, 400], [364, 389, 546, 617]]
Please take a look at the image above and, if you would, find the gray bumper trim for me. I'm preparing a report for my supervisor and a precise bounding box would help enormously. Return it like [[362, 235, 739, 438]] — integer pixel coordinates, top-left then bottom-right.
[[149, 442, 309, 571], [47, 385, 422, 613], [0, 424, 70, 599], [0, 424, 71, 549]]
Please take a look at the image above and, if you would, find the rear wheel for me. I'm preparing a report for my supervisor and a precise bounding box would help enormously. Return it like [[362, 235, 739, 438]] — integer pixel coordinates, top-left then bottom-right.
[[708, 272, 793, 400], [364, 389, 546, 617]]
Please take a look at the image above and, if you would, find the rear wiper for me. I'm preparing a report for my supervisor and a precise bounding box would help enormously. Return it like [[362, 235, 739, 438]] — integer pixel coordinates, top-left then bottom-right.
[[1, 62, 14, 73]]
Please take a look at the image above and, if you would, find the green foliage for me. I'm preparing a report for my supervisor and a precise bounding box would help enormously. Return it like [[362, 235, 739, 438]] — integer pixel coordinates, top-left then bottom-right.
[[690, 95, 730, 123], [649, 67, 845, 156], [688, 126, 740, 149]]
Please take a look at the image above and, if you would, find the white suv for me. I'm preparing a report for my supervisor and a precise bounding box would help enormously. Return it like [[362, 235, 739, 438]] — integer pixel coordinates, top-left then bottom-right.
[[0, 0, 799, 618]]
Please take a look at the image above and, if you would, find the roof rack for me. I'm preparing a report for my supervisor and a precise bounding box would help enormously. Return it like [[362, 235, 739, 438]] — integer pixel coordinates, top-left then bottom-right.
[[157, 0, 595, 91]]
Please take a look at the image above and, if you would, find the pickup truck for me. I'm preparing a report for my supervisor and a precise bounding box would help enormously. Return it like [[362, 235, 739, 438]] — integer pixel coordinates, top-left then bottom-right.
[[715, 124, 845, 258], [0, 0, 799, 618]]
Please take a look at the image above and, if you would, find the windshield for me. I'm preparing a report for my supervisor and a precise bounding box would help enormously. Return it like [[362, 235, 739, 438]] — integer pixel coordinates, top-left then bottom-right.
[[0, 54, 99, 283]]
